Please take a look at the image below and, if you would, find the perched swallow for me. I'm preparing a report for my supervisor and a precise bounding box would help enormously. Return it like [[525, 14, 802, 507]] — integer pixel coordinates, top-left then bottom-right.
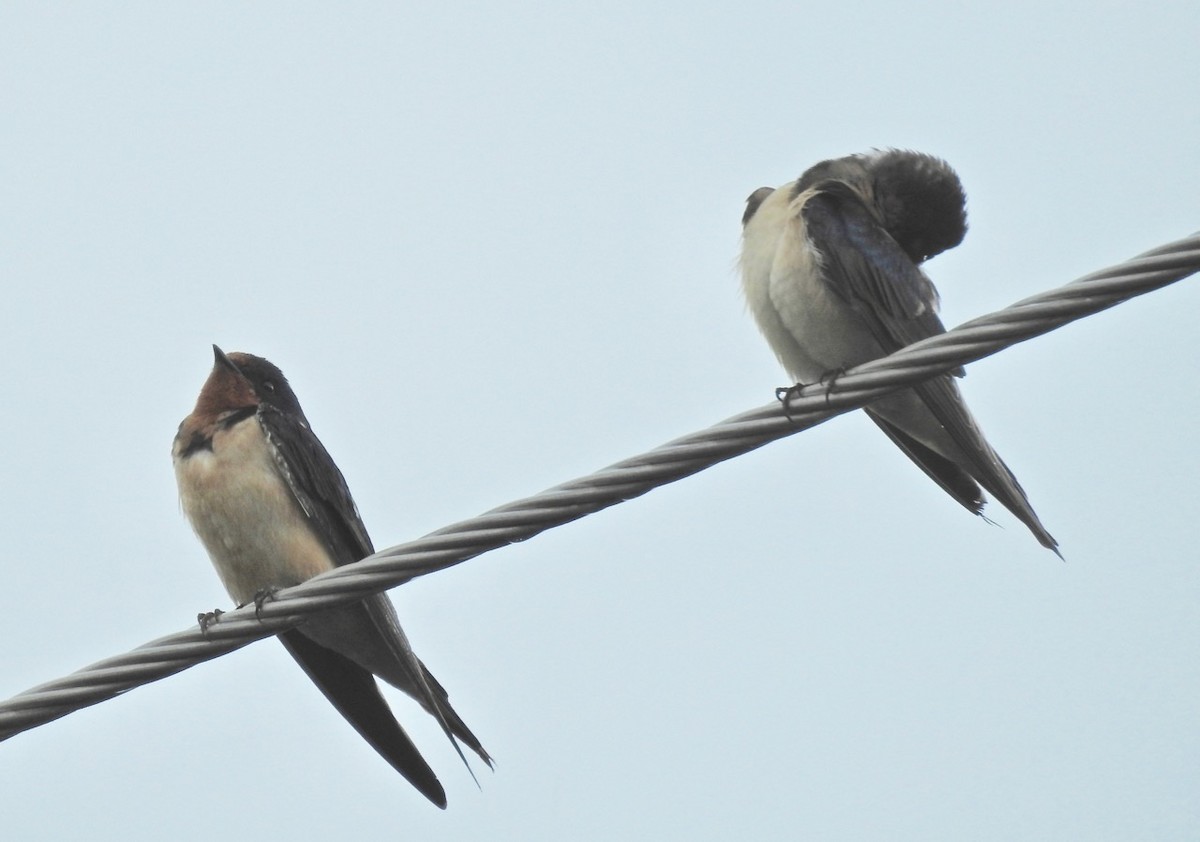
[[173, 346, 490, 807], [740, 149, 1058, 553]]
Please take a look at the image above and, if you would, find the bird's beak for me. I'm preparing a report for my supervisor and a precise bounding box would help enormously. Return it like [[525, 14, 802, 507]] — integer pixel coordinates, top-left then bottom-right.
[[212, 344, 239, 374]]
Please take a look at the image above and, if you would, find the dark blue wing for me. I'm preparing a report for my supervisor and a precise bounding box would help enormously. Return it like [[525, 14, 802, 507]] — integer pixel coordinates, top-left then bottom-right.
[[259, 406, 494, 765], [258, 405, 374, 567], [802, 181, 957, 367], [803, 182, 1057, 551]]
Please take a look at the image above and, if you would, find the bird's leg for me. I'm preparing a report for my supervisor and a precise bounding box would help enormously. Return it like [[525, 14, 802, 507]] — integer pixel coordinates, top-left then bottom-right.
[[817, 367, 847, 407], [239, 586, 281, 621], [775, 382, 810, 422], [197, 609, 224, 635]]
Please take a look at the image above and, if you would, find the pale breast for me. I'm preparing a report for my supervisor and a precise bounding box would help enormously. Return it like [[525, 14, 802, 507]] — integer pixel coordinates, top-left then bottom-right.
[[173, 417, 334, 605], [764, 187, 898, 378], [741, 184, 839, 383]]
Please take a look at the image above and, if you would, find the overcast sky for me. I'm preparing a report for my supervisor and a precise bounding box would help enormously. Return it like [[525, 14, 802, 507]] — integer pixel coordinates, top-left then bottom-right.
[[2, 3, 1198, 840]]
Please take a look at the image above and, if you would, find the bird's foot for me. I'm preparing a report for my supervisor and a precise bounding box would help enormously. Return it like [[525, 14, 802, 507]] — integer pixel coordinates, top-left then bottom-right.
[[197, 609, 224, 636], [817, 368, 847, 406], [777, 368, 848, 419], [775, 382, 809, 421], [239, 587, 281, 621]]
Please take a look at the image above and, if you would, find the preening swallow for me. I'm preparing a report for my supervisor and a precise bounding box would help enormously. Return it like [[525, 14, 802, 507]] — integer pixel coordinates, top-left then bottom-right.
[[740, 149, 1058, 553], [173, 346, 490, 807]]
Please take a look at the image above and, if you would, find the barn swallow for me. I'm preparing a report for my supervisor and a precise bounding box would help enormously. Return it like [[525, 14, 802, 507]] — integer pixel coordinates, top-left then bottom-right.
[[173, 346, 490, 807], [740, 149, 1058, 553]]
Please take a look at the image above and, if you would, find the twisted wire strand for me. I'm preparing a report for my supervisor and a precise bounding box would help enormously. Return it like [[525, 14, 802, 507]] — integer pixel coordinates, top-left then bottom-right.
[[2, 230, 1197, 741]]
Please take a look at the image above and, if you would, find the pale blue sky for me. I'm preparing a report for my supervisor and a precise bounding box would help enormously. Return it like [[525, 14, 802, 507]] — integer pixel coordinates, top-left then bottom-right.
[[2, 3, 1198, 839]]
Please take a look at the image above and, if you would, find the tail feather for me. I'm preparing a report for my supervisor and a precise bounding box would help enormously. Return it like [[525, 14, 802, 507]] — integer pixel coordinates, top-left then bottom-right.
[[913, 377, 1060, 555], [278, 630, 448, 808], [866, 408, 985, 515]]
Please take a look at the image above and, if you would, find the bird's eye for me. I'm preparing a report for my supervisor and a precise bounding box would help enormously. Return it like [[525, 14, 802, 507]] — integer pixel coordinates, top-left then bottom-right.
[[262, 380, 276, 393]]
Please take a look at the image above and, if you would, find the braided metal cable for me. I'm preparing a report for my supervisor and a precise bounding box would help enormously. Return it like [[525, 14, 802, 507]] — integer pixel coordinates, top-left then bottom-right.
[[2, 230, 1198, 741]]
